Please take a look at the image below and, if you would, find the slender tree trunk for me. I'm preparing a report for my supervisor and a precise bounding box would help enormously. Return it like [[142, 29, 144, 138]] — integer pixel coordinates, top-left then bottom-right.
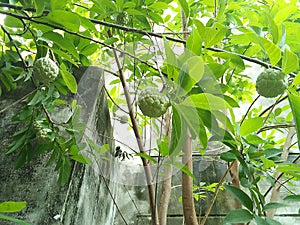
[[108, 30, 159, 225], [158, 111, 173, 225], [229, 160, 242, 209], [180, 7, 199, 225], [182, 130, 198, 225], [158, 165, 172, 225]]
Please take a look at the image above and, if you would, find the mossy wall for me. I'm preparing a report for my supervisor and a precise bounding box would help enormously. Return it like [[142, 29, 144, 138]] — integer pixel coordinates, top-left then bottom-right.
[[0, 66, 118, 225]]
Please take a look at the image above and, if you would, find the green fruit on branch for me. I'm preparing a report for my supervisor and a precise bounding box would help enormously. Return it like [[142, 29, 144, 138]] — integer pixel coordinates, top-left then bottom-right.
[[138, 87, 170, 118], [33, 57, 59, 84], [36, 128, 53, 144], [255, 69, 287, 98]]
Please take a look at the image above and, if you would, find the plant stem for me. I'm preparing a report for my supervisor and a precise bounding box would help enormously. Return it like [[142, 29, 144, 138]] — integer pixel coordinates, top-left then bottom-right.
[[108, 30, 159, 225]]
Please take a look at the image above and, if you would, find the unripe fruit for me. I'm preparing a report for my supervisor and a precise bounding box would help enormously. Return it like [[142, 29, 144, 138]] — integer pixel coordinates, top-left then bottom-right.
[[255, 69, 287, 98], [138, 87, 170, 118], [33, 57, 59, 84]]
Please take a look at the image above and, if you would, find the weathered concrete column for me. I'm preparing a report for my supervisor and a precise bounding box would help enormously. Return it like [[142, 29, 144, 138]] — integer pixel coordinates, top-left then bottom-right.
[[0, 66, 117, 225]]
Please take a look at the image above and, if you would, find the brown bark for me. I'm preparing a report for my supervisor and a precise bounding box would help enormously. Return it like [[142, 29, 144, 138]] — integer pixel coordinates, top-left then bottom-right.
[[229, 160, 242, 209], [182, 130, 199, 225], [158, 111, 173, 225], [108, 30, 159, 225], [158, 165, 172, 225]]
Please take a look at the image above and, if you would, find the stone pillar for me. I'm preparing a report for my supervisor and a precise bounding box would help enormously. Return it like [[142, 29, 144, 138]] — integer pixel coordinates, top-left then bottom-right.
[[0, 66, 117, 225]]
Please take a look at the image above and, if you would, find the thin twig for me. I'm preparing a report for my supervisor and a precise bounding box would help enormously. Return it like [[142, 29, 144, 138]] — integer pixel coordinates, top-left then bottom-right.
[[199, 162, 234, 225], [0, 89, 37, 114]]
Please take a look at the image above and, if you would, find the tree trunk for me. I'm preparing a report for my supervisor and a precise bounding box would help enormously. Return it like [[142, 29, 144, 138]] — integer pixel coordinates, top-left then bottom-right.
[[158, 165, 172, 225], [158, 111, 173, 225], [182, 130, 198, 225]]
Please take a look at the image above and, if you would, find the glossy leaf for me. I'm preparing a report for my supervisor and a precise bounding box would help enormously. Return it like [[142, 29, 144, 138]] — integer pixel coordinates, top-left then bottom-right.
[[136, 153, 157, 163], [288, 92, 300, 149], [33, 0, 45, 16], [178, 0, 189, 18], [254, 216, 270, 225], [240, 117, 265, 136], [169, 105, 186, 156], [176, 56, 204, 96], [174, 104, 207, 148], [4, 16, 24, 28], [260, 38, 281, 66], [163, 38, 178, 80], [283, 194, 300, 202], [46, 10, 80, 32], [223, 209, 253, 224], [60, 68, 77, 94], [224, 184, 253, 212], [282, 48, 298, 74], [0, 201, 26, 213], [181, 93, 228, 110], [186, 29, 202, 55], [262, 202, 287, 212], [58, 157, 71, 186]]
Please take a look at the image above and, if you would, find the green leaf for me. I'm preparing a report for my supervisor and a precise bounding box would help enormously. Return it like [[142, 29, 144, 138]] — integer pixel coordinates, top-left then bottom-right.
[[260, 156, 276, 169], [260, 38, 281, 66], [42, 31, 79, 60], [288, 92, 300, 149], [58, 157, 71, 186], [266, 218, 282, 225], [262, 202, 287, 212], [174, 104, 207, 148], [273, 4, 297, 24], [46, 10, 80, 32], [136, 153, 157, 163], [204, 23, 227, 48], [220, 151, 237, 162], [80, 43, 98, 56], [157, 136, 169, 157], [60, 68, 77, 94], [178, 0, 189, 18], [282, 48, 298, 74], [186, 28, 202, 55], [223, 209, 253, 224], [254, 216, 269, 225], [224, 184, 253, 211], [0, 201, 26, 213], [4, 16, 24, 28], [173, 161, 195, 181], [163, 38, 178, 80], [181, 93, 228, 110], [0, 213, 32, 225], [50, 0, 67, 10], [176, 56, 204, 96], [240, 117, 265, 136], [33, 0, 45, 15], [283, 194, 300, 202], [213, 52, 245, 70], [169, 105, 187, 156]]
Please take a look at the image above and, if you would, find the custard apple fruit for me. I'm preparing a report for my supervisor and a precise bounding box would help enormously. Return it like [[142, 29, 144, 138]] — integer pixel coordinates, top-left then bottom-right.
[[36, 128, 53, 144], [33, 57, 59, 84], [255, 69, 287, 98], [138, 87, 170, 118]]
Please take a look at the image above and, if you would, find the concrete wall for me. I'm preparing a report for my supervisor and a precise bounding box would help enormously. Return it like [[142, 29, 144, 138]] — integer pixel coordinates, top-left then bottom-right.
[[0, 67, 118, 225]]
